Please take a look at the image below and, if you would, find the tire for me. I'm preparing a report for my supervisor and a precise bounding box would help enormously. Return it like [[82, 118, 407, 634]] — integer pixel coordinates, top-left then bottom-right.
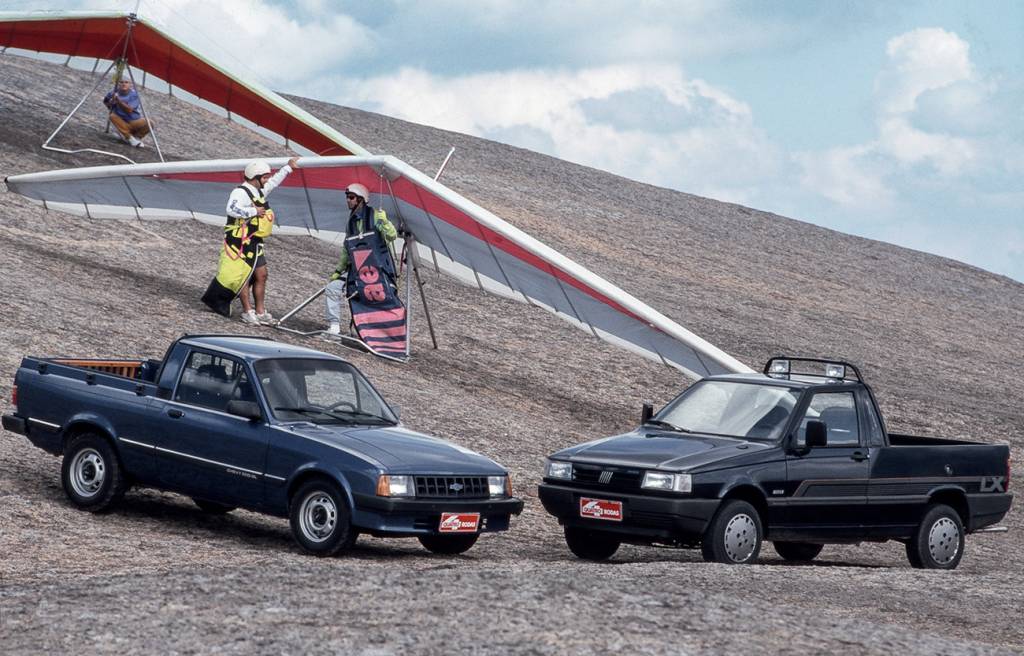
[[701, 499, 763, 564], [564, 526, 621, 561], [418, 533, 480, 555], [906, 504, 964, 570], [288, 479, 356, 556], [61, 433, 128, 512], [192, 498, 236, 514], [773, 541, 824, 562]]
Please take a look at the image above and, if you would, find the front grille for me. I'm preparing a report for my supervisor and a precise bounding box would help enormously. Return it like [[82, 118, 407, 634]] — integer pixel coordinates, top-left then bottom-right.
[[415, 476, 489, 499], [571, 464, 643, 491]]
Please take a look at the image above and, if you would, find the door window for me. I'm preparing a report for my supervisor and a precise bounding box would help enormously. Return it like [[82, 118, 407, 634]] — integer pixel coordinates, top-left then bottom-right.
[[174, 351, 255, 413], [796, 391, 860, 447]]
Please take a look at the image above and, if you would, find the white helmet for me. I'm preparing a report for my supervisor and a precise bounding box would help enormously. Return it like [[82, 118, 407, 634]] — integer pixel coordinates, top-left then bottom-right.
[[345, 183, 369, 201], [244, 160, 271, 179]]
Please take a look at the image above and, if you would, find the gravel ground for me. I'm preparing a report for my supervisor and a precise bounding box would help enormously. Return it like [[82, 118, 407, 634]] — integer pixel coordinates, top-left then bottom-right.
[[0, 55, 1022, 654]]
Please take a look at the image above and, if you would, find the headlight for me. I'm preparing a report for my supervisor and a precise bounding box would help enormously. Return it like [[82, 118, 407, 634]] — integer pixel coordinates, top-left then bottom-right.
[[376, 474, 416, 497], [488, 475, 511, 497], [641, 471, 692, 493], [546, 460, 573, 480]]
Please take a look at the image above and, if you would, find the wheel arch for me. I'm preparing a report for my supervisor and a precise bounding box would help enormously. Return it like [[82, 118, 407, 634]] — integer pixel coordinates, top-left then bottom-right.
[[61, 418, 119, 455], [720, 483, 769, 526], [927, 486, 969, 527], [285, 465, 355, 512]]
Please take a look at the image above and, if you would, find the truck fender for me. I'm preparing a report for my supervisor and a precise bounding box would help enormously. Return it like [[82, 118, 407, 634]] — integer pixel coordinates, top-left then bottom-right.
[[717, 477, 769, 520], [925, 485, 970, 525], [60, 412, 121, 455], [285, 462, 357, 512]]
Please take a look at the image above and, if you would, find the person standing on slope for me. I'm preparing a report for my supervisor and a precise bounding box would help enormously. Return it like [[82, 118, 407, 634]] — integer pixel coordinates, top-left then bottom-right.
[[324, 182, 398, 335], [201, 157, 300, 324]]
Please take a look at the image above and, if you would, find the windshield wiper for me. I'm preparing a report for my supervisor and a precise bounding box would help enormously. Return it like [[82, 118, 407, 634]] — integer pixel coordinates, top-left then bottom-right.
[[644, 419, 692, 433], [273, 406, 356, 423], [327, 408, 397, 425]]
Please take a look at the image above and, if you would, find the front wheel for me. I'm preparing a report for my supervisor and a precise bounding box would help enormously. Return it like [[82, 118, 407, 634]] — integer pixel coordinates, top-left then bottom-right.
[[289, 479, 356, 556], [906, 504, 964, 570], [418, 533, 480, 555], [564, 526, 621, 561], [773, 541, 824, 562], [701, 500, 762, 564], [61, 433, 128, 512]]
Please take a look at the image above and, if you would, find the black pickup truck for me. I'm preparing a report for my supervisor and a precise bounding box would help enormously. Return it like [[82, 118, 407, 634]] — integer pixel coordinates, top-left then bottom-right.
[[539, 357, 1012, 569]]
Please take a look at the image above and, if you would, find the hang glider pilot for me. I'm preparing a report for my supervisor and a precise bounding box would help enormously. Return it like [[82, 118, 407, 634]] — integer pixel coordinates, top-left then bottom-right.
[[325, 183, 398, 335], [200, 157, 300, 325], [103, 78, 150, 148]]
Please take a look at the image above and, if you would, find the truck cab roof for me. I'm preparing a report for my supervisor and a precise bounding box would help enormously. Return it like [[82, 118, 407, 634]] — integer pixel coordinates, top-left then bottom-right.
[[177, 335, 345, 363]]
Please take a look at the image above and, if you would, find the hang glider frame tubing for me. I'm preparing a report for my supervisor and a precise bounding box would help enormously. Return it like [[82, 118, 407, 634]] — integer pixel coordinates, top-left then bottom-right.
[[39, 13, 166, 164]]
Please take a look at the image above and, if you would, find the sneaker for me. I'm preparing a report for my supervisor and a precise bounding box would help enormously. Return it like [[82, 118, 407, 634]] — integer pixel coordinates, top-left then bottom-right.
[[240, 310, 260, 325], [327, 322, 341, 335], [134, 139, 146, 148], [127, 135, 142, 147], [256, 311, 277, 326]]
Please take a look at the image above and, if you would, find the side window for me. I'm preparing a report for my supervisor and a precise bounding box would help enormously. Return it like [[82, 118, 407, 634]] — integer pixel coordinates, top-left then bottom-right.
[[858, 391, 885, 447], [796, 391, 860, 447], [175, 351, 255, 413]]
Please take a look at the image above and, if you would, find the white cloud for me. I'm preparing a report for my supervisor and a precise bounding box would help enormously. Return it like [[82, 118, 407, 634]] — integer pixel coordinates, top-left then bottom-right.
[[875, 27, 973, 115], [323, 63, 780, 204], [794, 144, 893, 209]]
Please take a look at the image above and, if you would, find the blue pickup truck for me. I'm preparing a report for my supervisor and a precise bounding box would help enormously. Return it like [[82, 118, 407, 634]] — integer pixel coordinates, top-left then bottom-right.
[[539, 357, 1012, 569], [2, 335, 523, 556]]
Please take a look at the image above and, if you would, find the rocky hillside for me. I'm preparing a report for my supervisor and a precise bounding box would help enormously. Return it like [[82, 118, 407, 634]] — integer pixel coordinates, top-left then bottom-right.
[[1, 54, 1021, 654]]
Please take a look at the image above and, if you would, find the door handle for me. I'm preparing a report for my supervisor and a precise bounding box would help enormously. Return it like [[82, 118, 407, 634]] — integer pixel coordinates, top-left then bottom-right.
[[167, 408, 184, 419], [851, 450, 869, 461]]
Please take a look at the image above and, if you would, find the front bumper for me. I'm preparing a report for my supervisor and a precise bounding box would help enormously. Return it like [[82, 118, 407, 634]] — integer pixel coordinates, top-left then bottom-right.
[[351, 493, 524, 537], [538, 481, 720, 542]]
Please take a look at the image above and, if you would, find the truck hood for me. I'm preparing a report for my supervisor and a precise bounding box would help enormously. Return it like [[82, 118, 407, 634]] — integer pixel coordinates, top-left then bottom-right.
[[285, 423, 504, 473], [555, 429, 770, 470]]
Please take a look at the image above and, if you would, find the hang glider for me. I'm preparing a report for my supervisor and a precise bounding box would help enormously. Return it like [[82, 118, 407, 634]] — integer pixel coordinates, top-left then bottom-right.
[[0, 10, 368, 157], [4, 156, 753, 378]]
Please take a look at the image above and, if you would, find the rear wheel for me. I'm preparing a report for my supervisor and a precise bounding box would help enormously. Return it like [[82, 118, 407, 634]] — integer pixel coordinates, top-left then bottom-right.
[[701, 500, 762, 564], [192, 498, 236, 514], [773, 541, 824, 562], [564, 526, 621, 561], [906, 504, 964, 570], [289, 479, 356, 556], [61, 433, 128, 512], [418, 533, 480, 555]]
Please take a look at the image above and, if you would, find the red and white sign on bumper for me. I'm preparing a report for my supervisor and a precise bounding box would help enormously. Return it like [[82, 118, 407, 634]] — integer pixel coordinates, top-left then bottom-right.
[[439, 512, 481, 533], [579, 497, 623, 521]]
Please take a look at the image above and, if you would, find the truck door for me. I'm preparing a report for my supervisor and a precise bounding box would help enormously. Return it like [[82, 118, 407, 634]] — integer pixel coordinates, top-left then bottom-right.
[[783, 390, 870, 537], [150, 349, 270, 509]]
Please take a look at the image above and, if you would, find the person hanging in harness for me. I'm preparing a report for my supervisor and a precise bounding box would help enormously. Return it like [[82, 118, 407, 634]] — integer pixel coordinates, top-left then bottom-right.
[[201, 157, 300, 324], [103, 77, 150, 148], [324, 183, 399, 336]]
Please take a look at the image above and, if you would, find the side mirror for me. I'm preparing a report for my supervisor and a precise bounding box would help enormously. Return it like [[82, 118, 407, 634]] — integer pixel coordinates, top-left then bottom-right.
[[806, 420, 828, 448], [226, 400, 262, 421], [641, 403, 654, 425], [391, 404, 401, 421]]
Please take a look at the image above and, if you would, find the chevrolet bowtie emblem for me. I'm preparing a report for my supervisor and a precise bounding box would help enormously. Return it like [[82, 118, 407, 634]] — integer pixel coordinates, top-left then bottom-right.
[[449, 482, 464, 492]]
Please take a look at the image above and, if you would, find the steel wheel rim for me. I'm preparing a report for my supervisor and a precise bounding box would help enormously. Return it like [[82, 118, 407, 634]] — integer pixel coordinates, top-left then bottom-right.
[[70, 448, 106, 498], [928, 517, 960, 565], [724, 513, 757, 562], [299, 491, 337, 543]]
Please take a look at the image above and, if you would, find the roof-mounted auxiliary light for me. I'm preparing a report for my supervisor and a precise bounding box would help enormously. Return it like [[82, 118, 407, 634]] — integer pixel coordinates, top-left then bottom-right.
[[825, 363, 846, 379], [768, 359, 790, 379]]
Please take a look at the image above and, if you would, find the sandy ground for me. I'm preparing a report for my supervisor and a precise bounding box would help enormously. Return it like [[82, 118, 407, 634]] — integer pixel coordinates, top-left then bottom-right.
[[0, 54, 1021, 654]]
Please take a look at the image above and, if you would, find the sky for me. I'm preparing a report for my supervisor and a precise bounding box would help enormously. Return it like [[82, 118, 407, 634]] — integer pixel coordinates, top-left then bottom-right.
[[8, 0, 1024, 281]]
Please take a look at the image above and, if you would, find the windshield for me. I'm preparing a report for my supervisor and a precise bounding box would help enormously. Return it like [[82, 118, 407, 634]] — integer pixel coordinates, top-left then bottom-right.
[[254, 358, 397, 425], [653, 380, 800, 441]]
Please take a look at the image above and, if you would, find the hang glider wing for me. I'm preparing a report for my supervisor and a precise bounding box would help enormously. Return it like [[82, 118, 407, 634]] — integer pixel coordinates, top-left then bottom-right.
[[4, 156, 752, 378], [0, 10, 368, 157]]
